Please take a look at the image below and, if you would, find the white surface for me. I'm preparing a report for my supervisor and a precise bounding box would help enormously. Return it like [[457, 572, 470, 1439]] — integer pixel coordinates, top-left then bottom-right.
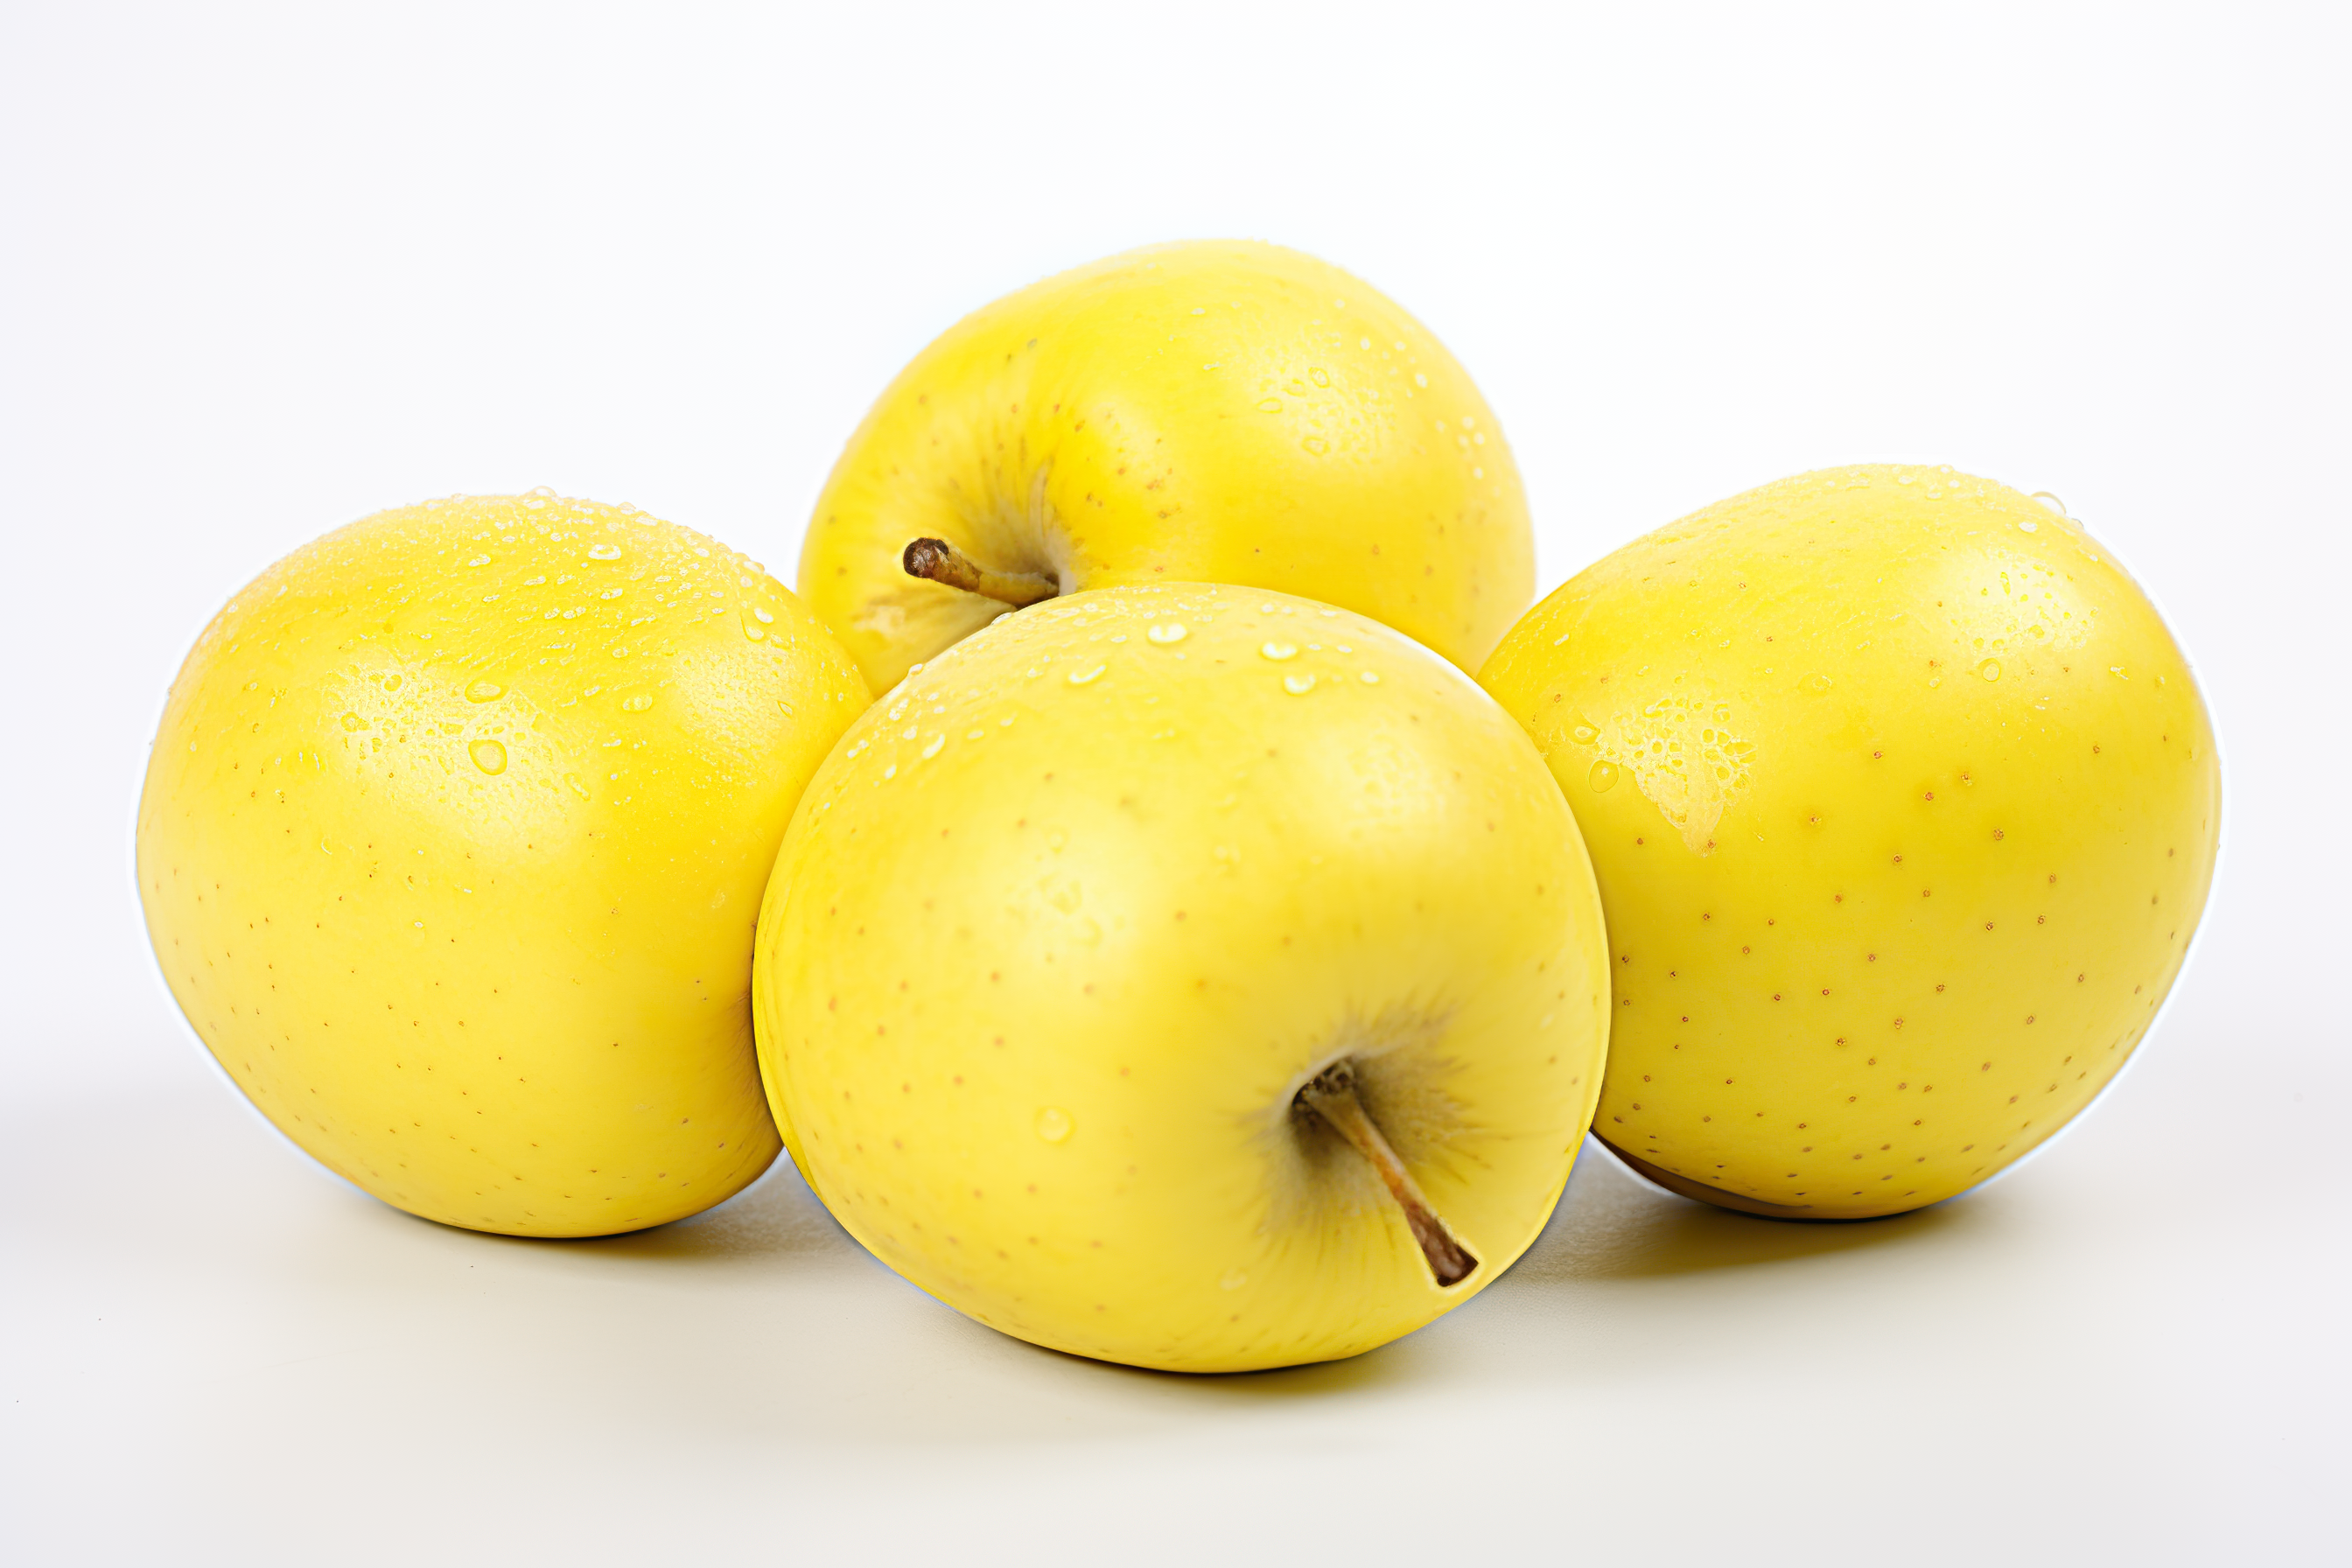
[[3, 4, 2346, 1563]]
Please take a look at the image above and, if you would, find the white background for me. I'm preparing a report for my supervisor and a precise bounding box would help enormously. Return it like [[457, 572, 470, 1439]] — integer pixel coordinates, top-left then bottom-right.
[[4, 4, 2345, 1563]]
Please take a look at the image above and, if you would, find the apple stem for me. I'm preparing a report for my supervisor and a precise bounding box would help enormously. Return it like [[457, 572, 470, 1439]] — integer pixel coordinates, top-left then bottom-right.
[[901, 537, 1059, 608], [1298, 1062, 1480, 1288]]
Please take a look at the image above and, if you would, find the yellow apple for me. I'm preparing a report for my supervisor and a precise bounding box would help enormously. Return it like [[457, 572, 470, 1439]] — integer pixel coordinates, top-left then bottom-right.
[[1479, 466, 2219, 1219], [798, 240, 1534, 695], [137, 491, 866, 1236], [752, 584, 1607, 1371]]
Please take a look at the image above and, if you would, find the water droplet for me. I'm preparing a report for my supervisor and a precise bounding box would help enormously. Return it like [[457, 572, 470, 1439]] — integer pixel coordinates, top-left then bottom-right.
[[1979, 660, 2002, 682], [2031, 492, 2068, 517], [881, 763, 897, 780], [1309, 368, 1330, 388], [1284, 674, 1317, 695], [752, 605, 774, 624], [2016, 519, 2039, 533], [469, 738, 508, 774], [1359, 670, 1379, 684], [1259, 640, 1298, 661], [1300, 436, 1328, 456], [1034, 1107, 1074, 1143], [382, 674, 402, 691], [1068, 663, 1106, 685], [1572, 724, 1599, 745], [467, 555, 490, 568], [1589, 760, 1620, 793], [2109, 666, 2130, 680], [1257, 398, 1282, 413], [465, 679, 503, 703], [340, 711, 364, 731], [587, 542, 623, 561], [1147, 623, 1187, 645], [743, 622, 766, 641], [564, 774, 590, 800], [1804, 674, 1834, 695], [621, 692, 653, 712], [920, 733, 945, 760]]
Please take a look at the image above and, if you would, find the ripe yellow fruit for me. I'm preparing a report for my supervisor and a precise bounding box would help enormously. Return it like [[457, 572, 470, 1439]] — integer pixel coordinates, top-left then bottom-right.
[[753, 584, 1607, 1371], [799, 240, 1533, 695], [137, 493, 865, 1236], [1479, 466, 2218, 1219]]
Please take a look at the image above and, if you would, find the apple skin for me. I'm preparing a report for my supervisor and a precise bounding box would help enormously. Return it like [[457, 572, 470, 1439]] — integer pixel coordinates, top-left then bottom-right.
[[798, 239, 1534, 695], [137, 493, 866, 1236], [1478, 466, 2219, 1219], [752, 584, 1607, 1372]]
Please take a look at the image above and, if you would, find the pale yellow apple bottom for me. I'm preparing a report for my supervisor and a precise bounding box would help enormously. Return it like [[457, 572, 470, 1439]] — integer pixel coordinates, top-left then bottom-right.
[[754, 585, 1607, 1372], [800, 239, 1534, 694], [1479, 466, 2219, 1219], [138, 494, 867, 1236]]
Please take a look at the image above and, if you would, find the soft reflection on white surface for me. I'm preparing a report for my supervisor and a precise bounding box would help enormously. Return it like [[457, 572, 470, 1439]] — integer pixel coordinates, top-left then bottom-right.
[[6, 984, 2342, 1562]]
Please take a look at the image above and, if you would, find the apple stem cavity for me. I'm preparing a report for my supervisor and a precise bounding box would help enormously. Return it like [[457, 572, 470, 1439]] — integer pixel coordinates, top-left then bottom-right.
[[902, 537, 1059, 608], [1298, 1062, 1480, 1288]]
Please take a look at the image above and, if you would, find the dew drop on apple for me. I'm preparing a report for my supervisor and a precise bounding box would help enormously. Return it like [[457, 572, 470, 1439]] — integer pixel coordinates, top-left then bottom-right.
[[1589, 760, 1620, 793], [1572, 723, 1599, 745], [1805, 673, 1835, 695], [621, 692, 653, 712], [1978, 659, 2002, 682], [1068, 664, 1106, 685], [1259, 640, 1298, 661], [587, 542, 623, 561], [1146, 623, 1187, 645], [1034, 1106, 1074, 1143], [469, 738, 508, 774], [466, 679, 503, 703], [1284, 673, 1317, 695], [2031, 492, 2068, 517]]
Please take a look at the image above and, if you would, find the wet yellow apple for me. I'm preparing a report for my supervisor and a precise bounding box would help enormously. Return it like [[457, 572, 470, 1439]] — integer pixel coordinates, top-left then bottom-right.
[[137, 492, 865, 1236], [798, 240, 1533, 695], [752, 584, 1607, 1371], [1480, 466, 2218, 1219]]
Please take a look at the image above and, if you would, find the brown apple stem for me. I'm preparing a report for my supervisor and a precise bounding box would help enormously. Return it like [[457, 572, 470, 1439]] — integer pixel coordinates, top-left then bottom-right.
[[1298, 1062, 1480, 1288], [901, 537, 1058, 608]]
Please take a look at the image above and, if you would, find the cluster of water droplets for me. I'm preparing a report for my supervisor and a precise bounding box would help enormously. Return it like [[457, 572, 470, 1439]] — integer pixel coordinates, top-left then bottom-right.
[[1568, 691, 1755, 852]]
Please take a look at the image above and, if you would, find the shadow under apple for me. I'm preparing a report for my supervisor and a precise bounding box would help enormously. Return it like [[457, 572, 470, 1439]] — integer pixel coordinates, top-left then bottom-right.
[[507, 1156, 870, 1269], [1505, 1137, 1974, 1285]]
